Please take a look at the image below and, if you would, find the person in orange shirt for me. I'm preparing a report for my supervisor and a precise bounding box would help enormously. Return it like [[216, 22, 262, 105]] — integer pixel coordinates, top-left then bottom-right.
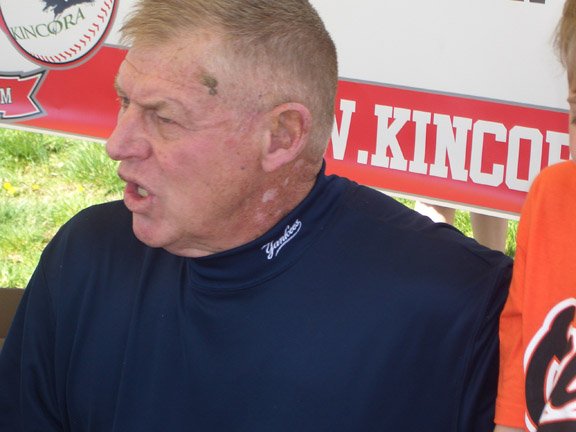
[[494, 1, 576, 431]]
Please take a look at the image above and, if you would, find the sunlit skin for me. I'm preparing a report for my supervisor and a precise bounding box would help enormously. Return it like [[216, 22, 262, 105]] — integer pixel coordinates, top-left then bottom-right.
[[568, 81, 576, 162], [493, 426, 523, 432], [106, 32, 318, 257]]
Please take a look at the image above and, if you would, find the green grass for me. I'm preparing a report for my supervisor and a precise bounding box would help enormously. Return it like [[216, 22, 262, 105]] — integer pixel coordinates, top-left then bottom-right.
[[0, 128, 517, 289], [0, 128, 123, 288]]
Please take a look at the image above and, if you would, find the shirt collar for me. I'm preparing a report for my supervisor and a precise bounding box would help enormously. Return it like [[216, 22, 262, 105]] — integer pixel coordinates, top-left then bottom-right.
[[187, 165, 348, 291]]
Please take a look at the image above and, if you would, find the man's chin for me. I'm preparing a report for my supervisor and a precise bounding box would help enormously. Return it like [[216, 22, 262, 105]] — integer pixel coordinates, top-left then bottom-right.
[[130, 215, 209, 257], [131, 218, 165, 249], [131, 219, 190, 255]]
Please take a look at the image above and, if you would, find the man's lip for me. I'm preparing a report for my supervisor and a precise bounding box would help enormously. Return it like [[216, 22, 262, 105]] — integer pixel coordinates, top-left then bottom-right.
[[118, 171, 150, 195], [117, 170, 131, 185], [125, 181, 152, 198], [123, 181, 154, 213], [117, 170, 154, 208]]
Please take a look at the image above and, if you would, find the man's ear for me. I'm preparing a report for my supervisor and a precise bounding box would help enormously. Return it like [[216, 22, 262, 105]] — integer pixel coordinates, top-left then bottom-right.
[[261, 102, 311, 172]]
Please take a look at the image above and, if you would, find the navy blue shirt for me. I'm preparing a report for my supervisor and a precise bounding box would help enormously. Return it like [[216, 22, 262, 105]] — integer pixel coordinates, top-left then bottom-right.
[[0, 171, 512, 431]]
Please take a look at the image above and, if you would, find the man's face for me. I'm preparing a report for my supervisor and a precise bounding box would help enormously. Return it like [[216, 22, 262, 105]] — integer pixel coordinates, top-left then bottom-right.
[[106, 34, 267, 257]]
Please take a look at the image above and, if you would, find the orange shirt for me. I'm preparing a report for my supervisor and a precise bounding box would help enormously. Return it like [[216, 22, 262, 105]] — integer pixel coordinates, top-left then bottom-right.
[[496, 161, 576, 431]]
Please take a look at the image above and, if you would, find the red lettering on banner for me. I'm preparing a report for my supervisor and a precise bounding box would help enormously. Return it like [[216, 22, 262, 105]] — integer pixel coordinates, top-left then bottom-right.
[[0, 72, 44, 120], [326, 80, 569, 215]]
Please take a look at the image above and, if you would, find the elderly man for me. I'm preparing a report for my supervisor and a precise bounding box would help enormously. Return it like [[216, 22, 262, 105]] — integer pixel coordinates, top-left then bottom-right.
[[0, 0, 512, 431]]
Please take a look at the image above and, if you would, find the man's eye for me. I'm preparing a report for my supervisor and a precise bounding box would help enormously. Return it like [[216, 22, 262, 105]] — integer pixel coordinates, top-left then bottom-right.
[[156, 113, 175, 124], [118, 96, 130, 109]]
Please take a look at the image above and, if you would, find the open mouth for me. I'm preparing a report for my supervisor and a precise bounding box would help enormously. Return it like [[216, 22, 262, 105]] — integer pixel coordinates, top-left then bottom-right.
[[118, 171, 153, 208], [124, 181, 152, 203], [137, 185, 149, 197]]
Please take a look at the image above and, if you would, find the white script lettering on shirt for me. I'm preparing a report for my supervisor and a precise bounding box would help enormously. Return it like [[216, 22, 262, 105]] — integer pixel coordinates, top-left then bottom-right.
[[261, 219, 303, 260]]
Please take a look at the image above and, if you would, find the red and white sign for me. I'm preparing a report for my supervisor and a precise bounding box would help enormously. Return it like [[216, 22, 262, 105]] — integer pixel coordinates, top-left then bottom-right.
[[0, 0, 570, 216], [328, 80, 568, 216], [1, 0, 117, 68], [0, 71, 44, 120]]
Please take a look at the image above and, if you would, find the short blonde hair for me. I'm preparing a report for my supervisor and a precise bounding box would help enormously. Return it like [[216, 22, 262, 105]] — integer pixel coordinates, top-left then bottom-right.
[[121, 0, 338, 157], [556, 0, 576, 81]]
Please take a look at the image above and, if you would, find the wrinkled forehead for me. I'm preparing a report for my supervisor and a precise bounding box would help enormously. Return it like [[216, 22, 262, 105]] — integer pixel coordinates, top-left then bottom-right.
[[119, 32, 224, 92]]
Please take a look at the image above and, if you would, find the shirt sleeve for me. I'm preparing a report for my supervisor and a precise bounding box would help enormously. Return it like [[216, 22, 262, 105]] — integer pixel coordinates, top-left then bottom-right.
[[494, 175, 539, 428], [495, 248, 527, 428], [457, 257, 513, 432], [0, 259, 64, 431]]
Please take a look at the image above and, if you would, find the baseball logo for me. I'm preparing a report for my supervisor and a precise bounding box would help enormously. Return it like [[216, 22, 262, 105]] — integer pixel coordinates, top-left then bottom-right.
[[0, 0, 117, 68]]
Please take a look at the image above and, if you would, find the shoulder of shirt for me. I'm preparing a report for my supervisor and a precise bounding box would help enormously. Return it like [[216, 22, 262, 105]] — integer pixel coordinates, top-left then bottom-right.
[[531, 160, 576, 192], [339, 181, 512, 270], [522, 161, 575, 212]]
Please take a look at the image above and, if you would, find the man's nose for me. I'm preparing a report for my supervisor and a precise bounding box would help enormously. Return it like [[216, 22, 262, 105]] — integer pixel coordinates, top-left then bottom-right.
[[106, 107, 150, 161]]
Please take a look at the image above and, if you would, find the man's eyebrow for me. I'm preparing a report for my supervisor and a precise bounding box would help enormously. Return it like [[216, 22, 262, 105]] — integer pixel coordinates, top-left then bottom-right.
[[113, 76, 176, 111]]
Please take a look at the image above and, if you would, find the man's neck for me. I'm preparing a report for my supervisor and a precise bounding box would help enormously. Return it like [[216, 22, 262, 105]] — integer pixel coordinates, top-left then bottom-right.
[[167, 161, 322, 258]]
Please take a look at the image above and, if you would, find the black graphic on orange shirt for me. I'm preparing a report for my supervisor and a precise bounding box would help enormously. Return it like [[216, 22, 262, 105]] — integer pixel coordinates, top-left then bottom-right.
[[525, 303, 576, 431]]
